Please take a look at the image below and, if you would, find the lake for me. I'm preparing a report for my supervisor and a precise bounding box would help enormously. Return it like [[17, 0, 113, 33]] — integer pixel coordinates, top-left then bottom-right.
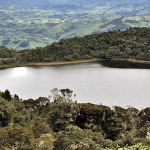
[[0, 60, 150, 110]]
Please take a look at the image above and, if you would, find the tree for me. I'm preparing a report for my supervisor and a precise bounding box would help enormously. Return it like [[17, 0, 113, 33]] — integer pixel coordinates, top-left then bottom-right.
[[33, 121, 52, 138], [34, 97, 49, 107], [1, 89, 11, 101], [7, 124, 34, 148], [60, 88, 73, 102], [14, 94, 19, 100], [0, 98, 15, 127]]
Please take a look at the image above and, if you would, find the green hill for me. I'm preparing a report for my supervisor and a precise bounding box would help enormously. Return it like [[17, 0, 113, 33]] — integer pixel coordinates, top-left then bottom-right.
[[0, 0, 150, 50], [1, 27, 150, 67], [1, 16, 150, 50]]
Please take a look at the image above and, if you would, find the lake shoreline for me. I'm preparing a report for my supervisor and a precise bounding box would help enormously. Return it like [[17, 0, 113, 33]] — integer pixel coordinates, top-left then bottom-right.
[[1, 58, 150, 69], [25, 59, 99, 66], [0, 59, 99, 69]]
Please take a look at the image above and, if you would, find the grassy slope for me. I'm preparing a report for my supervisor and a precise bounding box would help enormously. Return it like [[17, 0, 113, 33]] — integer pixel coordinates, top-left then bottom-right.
[[0, 1, 150, 50], [1, 16, 150, 50]]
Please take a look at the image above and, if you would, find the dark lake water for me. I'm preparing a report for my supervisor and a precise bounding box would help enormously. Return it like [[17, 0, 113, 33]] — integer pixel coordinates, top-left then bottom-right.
[[1, 60, 150, 110]]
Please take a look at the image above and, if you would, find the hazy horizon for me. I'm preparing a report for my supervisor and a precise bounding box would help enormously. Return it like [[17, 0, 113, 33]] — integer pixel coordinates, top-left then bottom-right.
[[1, 0, 147, 6]]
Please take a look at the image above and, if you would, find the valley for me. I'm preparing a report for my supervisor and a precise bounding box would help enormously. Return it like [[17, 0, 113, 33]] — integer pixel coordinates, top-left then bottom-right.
[[0, 1, 150, 50], [1, 1, 150, 149]]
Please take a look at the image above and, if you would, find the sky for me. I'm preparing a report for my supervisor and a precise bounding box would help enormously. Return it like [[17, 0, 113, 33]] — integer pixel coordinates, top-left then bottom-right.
[[1, 0, 147, 6]]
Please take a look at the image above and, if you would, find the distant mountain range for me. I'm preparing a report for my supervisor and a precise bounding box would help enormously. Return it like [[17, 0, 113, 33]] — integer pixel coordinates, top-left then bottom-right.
[[0, 0, 150, 50], [69, 0, 147, 7], [1, 0, 149, 7]]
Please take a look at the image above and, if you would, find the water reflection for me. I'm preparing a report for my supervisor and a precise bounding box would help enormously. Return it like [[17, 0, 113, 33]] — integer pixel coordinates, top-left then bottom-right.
[[100, 60, 150, 69], [11, 67, 28, 77], [0, 61, 150, 109]]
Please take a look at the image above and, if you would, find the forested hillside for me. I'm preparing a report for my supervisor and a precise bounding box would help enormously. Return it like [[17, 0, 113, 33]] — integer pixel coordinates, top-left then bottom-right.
[[1, 88, 150, 150], [1, 27, 150, 67]]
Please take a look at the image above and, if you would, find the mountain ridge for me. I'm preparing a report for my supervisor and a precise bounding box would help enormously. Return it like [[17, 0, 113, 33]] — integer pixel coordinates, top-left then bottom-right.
[[1, 0, 148, 7]]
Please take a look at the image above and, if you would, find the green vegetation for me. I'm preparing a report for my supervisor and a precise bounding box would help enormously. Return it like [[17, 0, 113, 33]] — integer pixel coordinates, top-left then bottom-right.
[[0, 88, 150, 150], [0, 1, 150, 50], [1, 16, 150, 50], [1, 27, 150, 67]]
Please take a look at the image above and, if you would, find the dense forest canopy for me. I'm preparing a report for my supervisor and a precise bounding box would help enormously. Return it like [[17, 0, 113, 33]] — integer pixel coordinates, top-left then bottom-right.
[[1, 27, 150, 67], [1, 88, 150, 149]]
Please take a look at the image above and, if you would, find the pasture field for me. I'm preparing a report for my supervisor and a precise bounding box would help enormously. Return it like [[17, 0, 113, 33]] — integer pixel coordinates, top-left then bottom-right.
[[0, 2, 150, 50]]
